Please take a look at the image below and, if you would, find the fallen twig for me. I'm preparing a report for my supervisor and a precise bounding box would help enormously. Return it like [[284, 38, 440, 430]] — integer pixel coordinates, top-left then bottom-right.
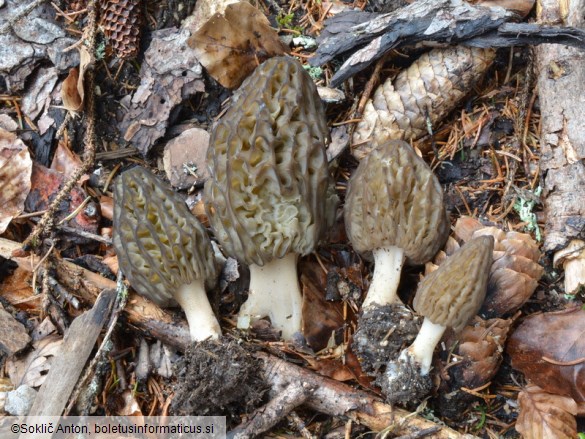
[[228, 382, 317, 439]]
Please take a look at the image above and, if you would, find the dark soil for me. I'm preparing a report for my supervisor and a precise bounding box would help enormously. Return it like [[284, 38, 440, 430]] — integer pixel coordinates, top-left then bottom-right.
[[171, 337, 268, 428]]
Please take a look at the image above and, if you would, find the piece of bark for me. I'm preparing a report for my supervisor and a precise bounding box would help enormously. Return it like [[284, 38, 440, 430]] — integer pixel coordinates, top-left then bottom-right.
[[311, 0, 585, 87], [119, 27, 205, 157], [25, 289, 116, 417], [0, 304, 31, 356], [0, 237, 190, 349], [536, 0, 585, 294]]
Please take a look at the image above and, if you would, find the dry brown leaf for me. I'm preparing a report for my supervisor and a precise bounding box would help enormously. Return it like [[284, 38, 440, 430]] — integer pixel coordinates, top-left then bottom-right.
[[300, 259, 345, 351], [0, 129, 32, 234], [6, 334, 63, 388], [61, 46, 90, 113], [50, 139, 87, 183], [0, 267, 35, 310], [516, 385, 577, 439], [188, 1, 288, 89], [508, 307, 585, 402], [61, 67, 83, 112]]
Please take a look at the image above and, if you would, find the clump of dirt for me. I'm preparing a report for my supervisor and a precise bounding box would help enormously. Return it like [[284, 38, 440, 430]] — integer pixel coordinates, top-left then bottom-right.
[[352, 304, 421, 376], [171, 337, 268, 427]]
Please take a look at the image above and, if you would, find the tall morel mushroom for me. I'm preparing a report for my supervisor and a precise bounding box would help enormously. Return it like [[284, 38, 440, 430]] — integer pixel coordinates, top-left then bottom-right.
[[113, 167, 220, 342], [380, 235, 494, 405], [344, 140, 449, 373], [204, 56, 337, 341]]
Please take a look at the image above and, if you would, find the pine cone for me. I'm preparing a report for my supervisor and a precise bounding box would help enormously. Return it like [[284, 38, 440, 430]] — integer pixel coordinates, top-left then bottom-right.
[[437, 316, 512, 419], [101, 0, 142, 59], [352, 46, 495, 161]]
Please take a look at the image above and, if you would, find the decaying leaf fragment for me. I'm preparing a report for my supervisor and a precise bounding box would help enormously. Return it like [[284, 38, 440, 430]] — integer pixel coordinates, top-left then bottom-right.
[[516, 385, 577, 439], [352, 46, 495, 160], [508, 307, 585, 403], [0, 128, 33, 234], [188, 1, 288, 89]]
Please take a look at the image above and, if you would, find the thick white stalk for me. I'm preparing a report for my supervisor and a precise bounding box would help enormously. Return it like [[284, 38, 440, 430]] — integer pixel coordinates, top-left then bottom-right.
[[237, 253, 302, 341], [174, 279, 221, 342], [405, 318, 446, 375], [362, 246, 405, 309]]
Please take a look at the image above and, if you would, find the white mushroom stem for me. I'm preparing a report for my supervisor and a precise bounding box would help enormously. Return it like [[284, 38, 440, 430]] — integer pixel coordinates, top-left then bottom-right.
[[362, 246, 405, 309], [402, 318, 446, 375], [174, 279, 222, 342], [237, 253, 302, 341]]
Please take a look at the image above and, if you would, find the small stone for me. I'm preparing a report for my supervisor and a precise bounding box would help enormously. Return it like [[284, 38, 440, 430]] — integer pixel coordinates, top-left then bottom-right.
[[5, 385, 37, 416], [163, 128, 210, 189], [0, 115, 17, 131]]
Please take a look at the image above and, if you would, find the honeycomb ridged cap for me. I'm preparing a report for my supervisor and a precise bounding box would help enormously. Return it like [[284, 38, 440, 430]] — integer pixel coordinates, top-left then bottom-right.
[[344, 140, 449, 265], [113, 167, 217, 307], [414, 236, 494, 332], [204, 56, 337, 266]]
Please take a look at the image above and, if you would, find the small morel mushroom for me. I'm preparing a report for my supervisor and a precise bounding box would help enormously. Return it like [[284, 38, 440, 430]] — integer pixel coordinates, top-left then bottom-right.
[[344, 140, 449, 373], [451, 216, 544, 318], [204, 56, 337, 341], [113, 167, 220, 342], [380, 236, 494, 405]]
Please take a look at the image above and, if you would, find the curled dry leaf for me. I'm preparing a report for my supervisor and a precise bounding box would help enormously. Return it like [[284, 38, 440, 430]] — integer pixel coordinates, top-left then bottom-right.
[[508, 307, 585, 402], [188, 1, 288, 89], [61, 67, 83, 112], [516, 385, 577, 439], [61, 46, 90, 113], [0, 128, 33, 234]]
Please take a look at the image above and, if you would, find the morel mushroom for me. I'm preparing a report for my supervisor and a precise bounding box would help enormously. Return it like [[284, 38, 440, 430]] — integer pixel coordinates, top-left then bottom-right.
[[345, 140, 449, 373], [380, 236, 494, 405], [452, 216, 544, 318], [204, 56, 337, 341], [113, 167, 220, 342]]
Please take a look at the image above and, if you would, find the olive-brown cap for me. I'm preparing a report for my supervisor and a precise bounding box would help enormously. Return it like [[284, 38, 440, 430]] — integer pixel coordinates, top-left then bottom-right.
[[413, 235, 494, 332], [344, 140, 449, 265], [113, 167, 217, 307], [204, 56, 337, 266]]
